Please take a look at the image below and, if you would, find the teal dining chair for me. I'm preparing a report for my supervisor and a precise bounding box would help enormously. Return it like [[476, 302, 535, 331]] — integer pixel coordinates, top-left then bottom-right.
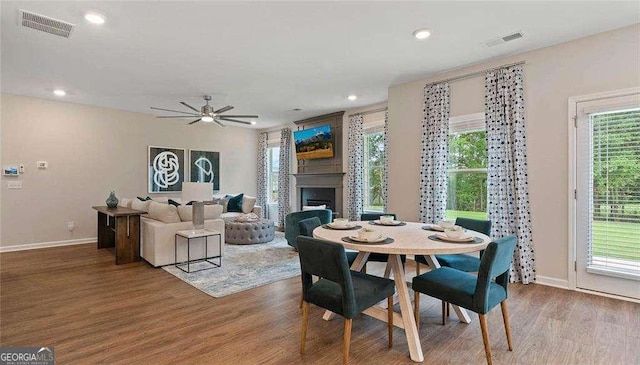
[[297, 236, 396, 365], [412, 236, 517, 365], [415, 217, 492, 323], [285, 209, 332, 248]]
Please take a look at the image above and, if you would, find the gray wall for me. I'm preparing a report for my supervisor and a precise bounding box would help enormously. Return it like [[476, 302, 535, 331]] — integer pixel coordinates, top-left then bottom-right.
[[1, 94, 258, 247]]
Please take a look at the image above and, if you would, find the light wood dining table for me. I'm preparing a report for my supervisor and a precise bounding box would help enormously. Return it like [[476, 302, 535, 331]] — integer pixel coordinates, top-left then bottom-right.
[[313, 221, 490, 363]]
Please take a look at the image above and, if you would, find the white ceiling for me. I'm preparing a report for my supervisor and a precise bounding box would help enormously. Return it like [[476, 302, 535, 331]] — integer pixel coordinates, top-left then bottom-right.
[[1, 1, 638, 129]]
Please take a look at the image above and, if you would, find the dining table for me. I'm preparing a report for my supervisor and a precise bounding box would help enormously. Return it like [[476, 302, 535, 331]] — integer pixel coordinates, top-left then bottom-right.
[[313, 220, 490, 363]]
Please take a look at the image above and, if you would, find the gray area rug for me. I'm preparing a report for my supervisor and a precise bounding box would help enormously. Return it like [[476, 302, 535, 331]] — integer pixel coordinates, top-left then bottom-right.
[[162, 232, 300, 298]]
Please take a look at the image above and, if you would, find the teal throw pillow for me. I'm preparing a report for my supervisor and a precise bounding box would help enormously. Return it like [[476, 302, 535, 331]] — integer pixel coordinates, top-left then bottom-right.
[[227, 193, 244, 213]]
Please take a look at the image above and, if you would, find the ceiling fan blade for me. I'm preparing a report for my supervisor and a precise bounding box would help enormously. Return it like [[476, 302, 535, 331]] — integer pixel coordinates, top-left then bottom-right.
[[180, 102, 200, 113], [188, 119, 202, 125], [218, 117, 252, 125], [219, 115, 259, 118], [151, 107, 199, 116], [213, 119, 226, 127], [214, 105, 234, 114], [157, 115, 196, 118]]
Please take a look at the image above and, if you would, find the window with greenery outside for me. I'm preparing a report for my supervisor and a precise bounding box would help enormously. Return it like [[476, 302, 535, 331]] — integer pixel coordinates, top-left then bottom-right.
[[268, 147, 280, 203], [363, 129, 384, 212], [446, 129, 487, 220]]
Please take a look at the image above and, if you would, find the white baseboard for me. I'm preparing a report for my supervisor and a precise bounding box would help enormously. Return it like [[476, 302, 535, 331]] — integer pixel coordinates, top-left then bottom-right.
[[0, 237, 96, 253], [535, 275, 569, 289]]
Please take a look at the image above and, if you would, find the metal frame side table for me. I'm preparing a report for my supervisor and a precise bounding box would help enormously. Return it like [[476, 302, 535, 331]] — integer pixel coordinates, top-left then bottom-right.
[[174, 229, 222, 273]]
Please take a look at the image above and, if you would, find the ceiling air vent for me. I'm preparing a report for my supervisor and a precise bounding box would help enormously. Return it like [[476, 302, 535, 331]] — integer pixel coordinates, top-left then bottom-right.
[[18, 9, 75, 38], [484, 31, 524, 48]]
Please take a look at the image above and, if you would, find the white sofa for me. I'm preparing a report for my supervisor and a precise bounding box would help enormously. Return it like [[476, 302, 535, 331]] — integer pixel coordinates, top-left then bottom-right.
[[119, 196, 261, 267]]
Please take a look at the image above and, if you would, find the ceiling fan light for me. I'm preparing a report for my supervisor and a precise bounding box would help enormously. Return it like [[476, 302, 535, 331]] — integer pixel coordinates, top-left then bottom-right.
[[201, 116, 214, 122], [250, 121, 257, 125]]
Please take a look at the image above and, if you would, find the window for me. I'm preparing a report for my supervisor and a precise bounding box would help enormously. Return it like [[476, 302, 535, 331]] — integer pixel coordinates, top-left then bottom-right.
[[363, 124, 385, 212], [446, 114, 488, 220], [267, 146, 280, 203]]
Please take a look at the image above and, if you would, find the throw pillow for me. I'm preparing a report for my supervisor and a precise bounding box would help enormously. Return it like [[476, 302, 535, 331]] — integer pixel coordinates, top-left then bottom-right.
[[168, 199, 181, 207], [177, 206, 192, 221], [137, 196, 152, 201], [242, 195, 257, 214], [118, 198, 132, 209], [227, 193, 244, 213], [131, 199, 151, 212], [147, 202, 181, 223], [204, 205, 223, 219]]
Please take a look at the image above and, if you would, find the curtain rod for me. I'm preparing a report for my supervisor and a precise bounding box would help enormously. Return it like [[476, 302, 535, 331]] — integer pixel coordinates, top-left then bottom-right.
[[348, 106, 388, 118], [426, 61, 526, 86]]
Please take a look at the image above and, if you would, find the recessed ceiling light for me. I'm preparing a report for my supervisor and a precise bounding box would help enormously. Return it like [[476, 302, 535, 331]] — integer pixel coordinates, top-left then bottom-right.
[[201, 116, 214, 122], [413, 28, 431, 40], [347, 95, 357, 101], [84, 12, 105, 25], [250, 121, 257, 125], [53, 89, 66, 96], [293, 108, 302, 111]]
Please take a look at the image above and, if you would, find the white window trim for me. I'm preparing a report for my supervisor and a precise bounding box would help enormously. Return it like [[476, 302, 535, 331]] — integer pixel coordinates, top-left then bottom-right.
[[567, 86, 640, 294], [449, 112, 485, 134]]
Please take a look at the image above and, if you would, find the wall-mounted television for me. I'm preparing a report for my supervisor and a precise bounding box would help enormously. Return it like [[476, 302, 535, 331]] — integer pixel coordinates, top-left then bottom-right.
[[293, 125, 334, 160]]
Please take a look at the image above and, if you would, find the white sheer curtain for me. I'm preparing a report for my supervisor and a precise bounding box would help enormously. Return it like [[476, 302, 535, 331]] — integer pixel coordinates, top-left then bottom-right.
[[485, 64, 536, 284], [256, 132, 268, 218], [346, 114, 364, 221], [419, 82, 450, 223]]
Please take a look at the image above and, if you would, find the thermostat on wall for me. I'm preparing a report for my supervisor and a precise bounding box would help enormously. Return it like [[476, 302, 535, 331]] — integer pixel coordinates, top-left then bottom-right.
[[37, 161, 48, 169]]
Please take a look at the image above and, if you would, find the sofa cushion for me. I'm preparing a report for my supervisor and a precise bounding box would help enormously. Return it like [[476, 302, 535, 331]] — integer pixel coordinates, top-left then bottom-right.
[[148, 201, 181, 223], [153, 196, 169, 204], [119, 198, 132, 209], [177, 204, 223, 222], [227, 193, 244, 213], [242, 195, 257, 214], [131, 199, 151, 212]]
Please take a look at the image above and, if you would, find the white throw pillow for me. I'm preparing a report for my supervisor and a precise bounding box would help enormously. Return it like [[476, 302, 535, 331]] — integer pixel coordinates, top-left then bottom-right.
[[131, 199, 152, 212], [118, 198, 132, 209], [147, 201, 181, 223], [177, 206, 192, 222], [242, 195, 257, 214], [153, 196, 169, 204], [303, 205, 326, 211]]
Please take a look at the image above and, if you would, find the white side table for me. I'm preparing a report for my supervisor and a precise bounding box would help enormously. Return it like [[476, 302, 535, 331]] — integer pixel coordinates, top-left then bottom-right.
[[174, 229, 222, 273]]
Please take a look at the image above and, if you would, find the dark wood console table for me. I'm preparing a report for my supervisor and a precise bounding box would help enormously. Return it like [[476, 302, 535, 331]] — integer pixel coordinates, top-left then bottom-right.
[[92, 206, 145, 264]]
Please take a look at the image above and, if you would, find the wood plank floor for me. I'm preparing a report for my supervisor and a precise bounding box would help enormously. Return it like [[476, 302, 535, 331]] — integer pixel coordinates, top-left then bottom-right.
[[1, 243, 638, 364]]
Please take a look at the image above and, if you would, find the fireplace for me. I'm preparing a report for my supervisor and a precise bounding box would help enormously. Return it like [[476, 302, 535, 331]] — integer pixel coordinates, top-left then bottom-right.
[[301, 188, 335, 211]]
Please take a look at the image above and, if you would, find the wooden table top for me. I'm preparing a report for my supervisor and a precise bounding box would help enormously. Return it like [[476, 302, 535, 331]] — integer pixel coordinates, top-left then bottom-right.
[[313, 221, 490, 255], [92, 206, 146, 217]]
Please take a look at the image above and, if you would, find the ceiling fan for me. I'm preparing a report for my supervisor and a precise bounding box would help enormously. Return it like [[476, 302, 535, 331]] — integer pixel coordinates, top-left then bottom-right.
[[151, 95, 258, 127]]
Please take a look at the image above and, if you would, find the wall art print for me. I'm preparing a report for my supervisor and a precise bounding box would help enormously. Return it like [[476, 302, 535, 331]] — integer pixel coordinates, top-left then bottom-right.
[[190, 150, 220, 191], [148, 146, 185, 193]]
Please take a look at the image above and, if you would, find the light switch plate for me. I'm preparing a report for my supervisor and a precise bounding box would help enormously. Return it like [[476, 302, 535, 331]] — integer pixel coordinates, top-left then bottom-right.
[[8, 181, 22, 189]]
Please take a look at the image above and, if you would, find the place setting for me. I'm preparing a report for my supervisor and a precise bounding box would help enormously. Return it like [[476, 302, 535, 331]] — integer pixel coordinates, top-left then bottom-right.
[[323, 218, 362, 230], [421, 219, 452, 232], [368, 215, 406, 227], [342, 227, 394, 245], [427, 223, 482, 244]]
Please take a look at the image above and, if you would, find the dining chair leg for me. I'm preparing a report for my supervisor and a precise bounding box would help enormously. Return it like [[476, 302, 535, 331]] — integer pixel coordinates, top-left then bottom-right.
[[387, 296, 393, 348], [479, 313, 492, 365], [441, 301, 447, 325], [299, 295, 303, 309], [416, 261, 421, 276], [301, 301, 309, 354], [343, 318, 352, 365], [413, 291, 420, 331], [501, 301, 514, 351]]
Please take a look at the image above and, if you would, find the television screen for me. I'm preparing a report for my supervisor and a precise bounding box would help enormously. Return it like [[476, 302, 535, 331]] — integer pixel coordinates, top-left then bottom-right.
[[293, 125, 334, 160]]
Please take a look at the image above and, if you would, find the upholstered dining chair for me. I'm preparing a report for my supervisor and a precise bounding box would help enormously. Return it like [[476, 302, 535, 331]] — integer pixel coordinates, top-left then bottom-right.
[[359, 213, 406, 276], [285, 209, 332, 249], [297, 236, 396, 365], [415, 217, 492, 323], [412, 236, 517, 365]]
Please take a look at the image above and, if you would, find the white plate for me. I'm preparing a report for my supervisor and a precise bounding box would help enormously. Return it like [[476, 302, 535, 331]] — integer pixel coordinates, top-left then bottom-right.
[[435, 232, 475, 242], [327, 222, 356, 229], [374, 220, 403, 226], [348, 235, 387, 243], [424, 224, 445, 232]]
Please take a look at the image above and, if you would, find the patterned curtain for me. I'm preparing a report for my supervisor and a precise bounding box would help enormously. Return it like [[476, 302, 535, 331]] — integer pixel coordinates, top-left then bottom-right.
[[347, 114, 364, 221], [485, 64, 536, 284], [382, 110, 389, 212], [419, 82, 450, 223], [277, 128, 291, 227], [256, 132, 268, 218]]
